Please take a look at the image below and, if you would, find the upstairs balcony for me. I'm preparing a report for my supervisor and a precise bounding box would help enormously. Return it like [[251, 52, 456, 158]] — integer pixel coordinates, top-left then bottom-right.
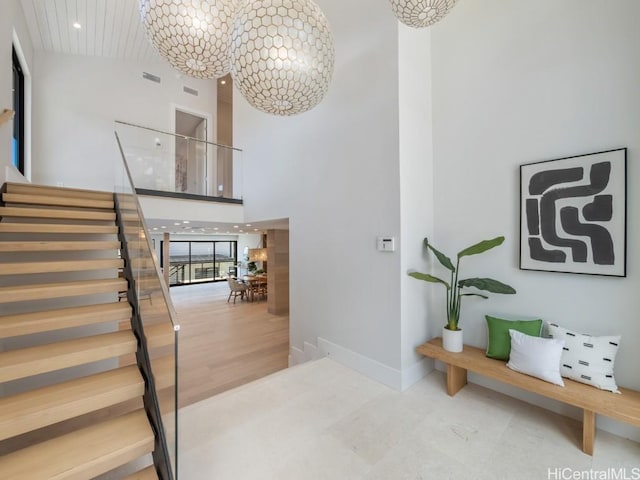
[[115, 121, 243, 205]]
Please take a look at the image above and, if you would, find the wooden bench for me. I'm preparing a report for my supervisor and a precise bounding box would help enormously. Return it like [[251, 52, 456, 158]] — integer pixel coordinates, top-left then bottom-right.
[[417, 337, 640, 455]]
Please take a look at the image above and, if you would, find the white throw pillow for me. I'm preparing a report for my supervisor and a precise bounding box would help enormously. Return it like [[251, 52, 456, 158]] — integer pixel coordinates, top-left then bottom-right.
[[547, 323, 621, 393], [507, 329, 565, 387]]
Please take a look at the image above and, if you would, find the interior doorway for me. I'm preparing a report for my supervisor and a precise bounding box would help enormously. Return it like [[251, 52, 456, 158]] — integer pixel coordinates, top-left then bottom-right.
[[175, 109, 208, 195], [216, 74, 233, 198]]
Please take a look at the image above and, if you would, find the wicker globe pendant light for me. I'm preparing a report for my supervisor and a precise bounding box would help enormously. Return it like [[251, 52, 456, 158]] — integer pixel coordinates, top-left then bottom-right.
[[140, 0, 237, 79], [229, 0, 335, 116], [389, 0, 458, 28]]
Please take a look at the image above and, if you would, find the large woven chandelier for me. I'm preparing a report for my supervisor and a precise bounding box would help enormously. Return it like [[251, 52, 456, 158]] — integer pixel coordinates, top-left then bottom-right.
[[389, 0, 458, 28], [140, 0, 237, 79], [229, 0, 335, 116]]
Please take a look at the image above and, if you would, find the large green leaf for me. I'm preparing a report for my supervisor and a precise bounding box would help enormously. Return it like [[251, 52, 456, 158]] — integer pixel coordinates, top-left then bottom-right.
[[457, 236, 505, 259], [458, 277, 516, 294], [408, 271, 450, 289], [424, 238, 455, 271]]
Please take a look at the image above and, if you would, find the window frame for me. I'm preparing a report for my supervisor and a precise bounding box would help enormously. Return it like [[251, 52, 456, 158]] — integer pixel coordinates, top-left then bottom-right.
[[12, 45, 25, 175]]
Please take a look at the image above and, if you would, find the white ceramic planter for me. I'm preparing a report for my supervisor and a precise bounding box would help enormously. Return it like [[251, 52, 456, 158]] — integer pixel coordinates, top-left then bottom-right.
[[442, 327, 463, 352]]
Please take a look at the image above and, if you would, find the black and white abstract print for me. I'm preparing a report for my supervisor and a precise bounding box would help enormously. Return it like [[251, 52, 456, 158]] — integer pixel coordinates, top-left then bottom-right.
[[520, 149, 626, 276]]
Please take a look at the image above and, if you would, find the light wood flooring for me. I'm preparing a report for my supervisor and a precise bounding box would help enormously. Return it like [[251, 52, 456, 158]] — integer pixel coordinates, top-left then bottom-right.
[[170, 282, 289, 408]]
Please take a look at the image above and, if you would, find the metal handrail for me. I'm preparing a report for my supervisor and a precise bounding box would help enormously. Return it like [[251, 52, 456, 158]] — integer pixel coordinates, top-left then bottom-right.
[[115, 119, 243, 152]]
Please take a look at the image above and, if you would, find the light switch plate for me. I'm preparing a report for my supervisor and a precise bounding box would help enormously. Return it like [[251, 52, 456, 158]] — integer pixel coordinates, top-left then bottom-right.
[[377, 236, 395, 252]]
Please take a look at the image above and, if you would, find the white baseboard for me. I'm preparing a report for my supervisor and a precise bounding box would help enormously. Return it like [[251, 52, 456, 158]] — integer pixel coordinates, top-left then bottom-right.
[[401, 357, 434, 391], [288, 346, 306, 367], [317, 337, 403, 390], [289, 338, 434, 391]]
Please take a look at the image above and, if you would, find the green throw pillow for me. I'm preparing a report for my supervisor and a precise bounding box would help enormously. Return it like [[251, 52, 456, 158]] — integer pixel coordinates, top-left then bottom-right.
[[485, 316, 543, 360]]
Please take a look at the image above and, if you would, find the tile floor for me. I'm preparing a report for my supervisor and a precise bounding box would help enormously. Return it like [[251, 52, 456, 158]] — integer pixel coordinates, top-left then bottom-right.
[[179, 358, 640, 479]]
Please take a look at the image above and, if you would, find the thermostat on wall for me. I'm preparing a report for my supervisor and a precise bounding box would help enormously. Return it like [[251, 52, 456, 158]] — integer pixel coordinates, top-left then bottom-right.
[[377, 236, 396, 252]]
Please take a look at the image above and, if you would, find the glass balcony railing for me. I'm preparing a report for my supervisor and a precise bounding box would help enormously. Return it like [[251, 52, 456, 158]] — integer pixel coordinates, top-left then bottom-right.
[[115, 120, 243, 202], [114, 131, 180, 479]]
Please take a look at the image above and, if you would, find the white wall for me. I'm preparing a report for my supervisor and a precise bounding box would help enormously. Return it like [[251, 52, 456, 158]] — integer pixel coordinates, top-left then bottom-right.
[[0, 0, 33, 184], [31, 52, 217, 191], [430, 0, 640, 438], [398, 25, 435, 388], [235, 0, 403, 377]]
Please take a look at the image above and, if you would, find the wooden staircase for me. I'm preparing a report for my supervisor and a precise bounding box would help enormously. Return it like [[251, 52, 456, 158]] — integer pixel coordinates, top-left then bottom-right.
[[0, 183, 175, 479]]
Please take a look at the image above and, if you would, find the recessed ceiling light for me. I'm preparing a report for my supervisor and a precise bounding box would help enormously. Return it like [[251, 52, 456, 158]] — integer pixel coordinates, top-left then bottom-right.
[[174, 222, 180, 226], [253, 228, 259, 231], [72, 22, 82, 29], [214, 227, 219, 230], [233, 225, 239, 228], [161, 226, 167, 229], [239, 230, 244, 233], [245, 224, 252, 227], [153, 227, 158, 230], [183, 220, 190, 224]]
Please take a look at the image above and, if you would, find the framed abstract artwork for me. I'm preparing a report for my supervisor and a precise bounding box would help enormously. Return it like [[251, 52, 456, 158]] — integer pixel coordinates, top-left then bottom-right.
[[520, 148, 627, 277]]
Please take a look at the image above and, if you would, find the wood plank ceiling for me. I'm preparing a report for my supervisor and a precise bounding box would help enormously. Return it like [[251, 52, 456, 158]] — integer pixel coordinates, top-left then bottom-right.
[[20, 0, 161, 62]]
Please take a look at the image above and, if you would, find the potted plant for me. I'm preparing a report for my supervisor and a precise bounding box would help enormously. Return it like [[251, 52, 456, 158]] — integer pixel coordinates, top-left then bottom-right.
[[409, 236, 516, 352]]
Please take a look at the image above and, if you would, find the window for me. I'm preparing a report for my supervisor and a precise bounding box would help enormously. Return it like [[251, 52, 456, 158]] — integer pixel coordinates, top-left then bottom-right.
[[161, 240, 238, 286], [12, 46, 25, 174]]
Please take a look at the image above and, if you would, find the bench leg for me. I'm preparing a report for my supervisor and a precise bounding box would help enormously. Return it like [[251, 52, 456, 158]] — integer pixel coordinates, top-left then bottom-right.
[[446, 364, 468, 396], [582, 409, 595, 455]]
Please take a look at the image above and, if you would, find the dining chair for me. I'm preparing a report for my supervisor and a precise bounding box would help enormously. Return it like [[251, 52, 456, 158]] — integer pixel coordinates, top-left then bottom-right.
[[227, 277, 248, 304]]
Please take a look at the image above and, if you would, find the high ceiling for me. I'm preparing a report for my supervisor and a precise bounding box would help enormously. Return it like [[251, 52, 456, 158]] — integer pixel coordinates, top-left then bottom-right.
[[19, 0, 235, 104], [20, 0, 162, 62], [19, 0, 278, 235]]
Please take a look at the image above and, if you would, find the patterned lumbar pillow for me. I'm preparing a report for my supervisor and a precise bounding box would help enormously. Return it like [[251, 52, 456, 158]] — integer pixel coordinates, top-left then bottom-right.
[[547, 323, 621, 393], [507, 329, 565, 386]]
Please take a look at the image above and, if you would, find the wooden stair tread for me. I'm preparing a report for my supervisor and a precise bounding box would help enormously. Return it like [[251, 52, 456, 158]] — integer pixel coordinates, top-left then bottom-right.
[[0, 222, 118, 234], [0, 365, 144, 441], [145, 323, 175, 349], [2, 193, 114, 210], [0, 330, 138, 382], [5, 182, 114, 201], [0, 301, 132, 339], [0, 278, 127, 303], [123, 466, 159, 480], [0, 240, 121, 252], [0, 258, 124, 275], [0, 409, 154, 480], [0, 206, 116, 221]]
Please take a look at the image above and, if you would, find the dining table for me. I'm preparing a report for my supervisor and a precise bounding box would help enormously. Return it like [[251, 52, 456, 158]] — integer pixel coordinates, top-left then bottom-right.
[[242, 275, 267, 302]]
